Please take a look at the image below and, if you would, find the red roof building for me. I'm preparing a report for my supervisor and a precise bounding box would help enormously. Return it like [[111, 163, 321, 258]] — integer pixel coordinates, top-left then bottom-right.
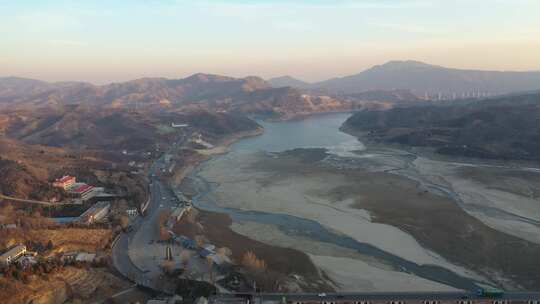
[[68, 183, 96, 201], [71, 184, 93, 194], [52, 175, 76, 190]]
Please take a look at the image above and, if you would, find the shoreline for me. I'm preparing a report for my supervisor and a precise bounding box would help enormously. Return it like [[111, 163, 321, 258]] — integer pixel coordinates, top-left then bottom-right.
[[169, 111, 540, 290], [172, 115, 489, 291], [167, 127, 264, 189]]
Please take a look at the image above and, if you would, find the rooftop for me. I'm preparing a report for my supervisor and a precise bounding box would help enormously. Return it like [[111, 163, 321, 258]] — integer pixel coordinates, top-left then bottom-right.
[[55, 175, 75, 183], [71, 184, 93, 193], [0, 244, 26, 259]]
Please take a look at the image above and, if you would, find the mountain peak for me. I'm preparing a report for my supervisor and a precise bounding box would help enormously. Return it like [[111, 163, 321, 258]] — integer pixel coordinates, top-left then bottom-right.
[[373, 60, 438, 70], [268, 75, 310, 88], [184, 73, 235, 83]]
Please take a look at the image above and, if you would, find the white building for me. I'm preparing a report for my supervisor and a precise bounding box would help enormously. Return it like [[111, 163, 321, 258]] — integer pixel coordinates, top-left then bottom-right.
[[75, 252, 96, 262], [79, 201, 110, 224], [0, 244, 26, 266]]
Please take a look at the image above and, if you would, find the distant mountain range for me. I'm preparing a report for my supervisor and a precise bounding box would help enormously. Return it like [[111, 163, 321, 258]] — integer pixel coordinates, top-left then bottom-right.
[[0, 73, 414, 120], [4, 60, 540, 120], [269, 60, 540, 96]]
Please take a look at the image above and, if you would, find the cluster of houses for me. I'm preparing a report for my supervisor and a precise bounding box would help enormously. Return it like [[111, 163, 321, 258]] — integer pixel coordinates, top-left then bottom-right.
[[174, 235, 231, 272], [52, 175, 113, 224], [0, 244, 37, 267], [53, 175, 106, 203], [0, 244, 102, 270]]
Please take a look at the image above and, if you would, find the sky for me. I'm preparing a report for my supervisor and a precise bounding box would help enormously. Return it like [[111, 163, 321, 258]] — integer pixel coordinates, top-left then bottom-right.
[[1, 0, 540, 84]]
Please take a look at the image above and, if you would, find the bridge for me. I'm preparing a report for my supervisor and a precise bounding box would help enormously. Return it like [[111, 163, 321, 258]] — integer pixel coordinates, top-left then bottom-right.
[[209, 292, 540, 304]]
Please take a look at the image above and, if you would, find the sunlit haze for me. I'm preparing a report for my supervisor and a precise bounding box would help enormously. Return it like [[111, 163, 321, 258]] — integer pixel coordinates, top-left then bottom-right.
[[2, 0, 540, 84]]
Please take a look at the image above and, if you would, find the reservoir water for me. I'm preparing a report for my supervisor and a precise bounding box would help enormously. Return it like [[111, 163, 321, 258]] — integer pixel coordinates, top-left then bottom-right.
[[180, 113, 480, 291], [232, 113, 365, 155]]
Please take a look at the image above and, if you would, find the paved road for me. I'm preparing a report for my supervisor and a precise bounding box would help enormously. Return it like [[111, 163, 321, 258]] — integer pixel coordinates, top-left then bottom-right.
[[111, 133, 190, 293], [0, 193, 74, 206]]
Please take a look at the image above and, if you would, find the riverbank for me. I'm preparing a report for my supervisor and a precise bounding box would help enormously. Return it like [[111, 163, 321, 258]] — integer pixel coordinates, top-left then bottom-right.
[[172, 209, 334, 292], [230, 220, 458, 292], [169, 127, 340, 291], [173, 112, 540, 291], [176, 114, 485, 291], [192, 150, 491, 288], [168, 127, 264, 186]]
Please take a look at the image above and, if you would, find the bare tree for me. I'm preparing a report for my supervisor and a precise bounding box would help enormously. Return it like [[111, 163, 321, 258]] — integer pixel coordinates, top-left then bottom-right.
[[180, 250, 192, 269], [206, 256, 216, 284], [161, 260, 173, 275], [241, 251, 267, 272], [118, 215, 129, 229]]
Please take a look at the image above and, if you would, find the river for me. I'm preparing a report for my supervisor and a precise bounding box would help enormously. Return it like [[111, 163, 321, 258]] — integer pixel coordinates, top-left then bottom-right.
[[178, 113, 503, 291]]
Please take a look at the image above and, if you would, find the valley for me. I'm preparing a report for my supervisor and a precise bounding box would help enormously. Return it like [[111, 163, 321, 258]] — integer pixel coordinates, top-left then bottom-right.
[[177, 113, 540, 292], [1, 64, 539, 302]]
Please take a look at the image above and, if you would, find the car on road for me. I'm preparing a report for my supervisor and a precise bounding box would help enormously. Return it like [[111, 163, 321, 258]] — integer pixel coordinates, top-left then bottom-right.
[[318, 293, 327, 297]]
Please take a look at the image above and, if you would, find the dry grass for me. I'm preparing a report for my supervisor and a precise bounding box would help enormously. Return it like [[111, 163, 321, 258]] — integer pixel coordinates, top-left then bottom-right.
[[0, 266, 131, 304], [0, 227, 112, 253]]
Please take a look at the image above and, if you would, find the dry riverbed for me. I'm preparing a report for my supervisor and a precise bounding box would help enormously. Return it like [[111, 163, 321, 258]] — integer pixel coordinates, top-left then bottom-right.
[[193, 147, 540, 290]]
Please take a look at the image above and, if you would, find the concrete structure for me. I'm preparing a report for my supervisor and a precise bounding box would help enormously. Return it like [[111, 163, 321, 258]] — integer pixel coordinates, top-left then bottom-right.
[[75, 252, 96, 262], [171, 123, 189, 128], [17, 255, 37, 267], [147, 300, 168, 304], [0, 244, 26, 266], [61, 251, 79, 262], [0, 223, 16, 229], [147, 295, 183, 304], [164, 154, 172, 163], [79, 201, 110, 224], [53, 175, 76, 190]]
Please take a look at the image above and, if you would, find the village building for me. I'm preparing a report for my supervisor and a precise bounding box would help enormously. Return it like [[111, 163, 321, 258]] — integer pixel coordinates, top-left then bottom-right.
[[0, 244, 26, 266], [75, 252, 96, 262], [79, 201, 110, 224], [52, 175, 76, 190], [0, 223, 17, 229], [69, 183, 96, 201]]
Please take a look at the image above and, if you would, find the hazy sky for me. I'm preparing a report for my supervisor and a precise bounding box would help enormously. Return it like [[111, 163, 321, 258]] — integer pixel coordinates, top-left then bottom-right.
[[1, 0, 540, 84]]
